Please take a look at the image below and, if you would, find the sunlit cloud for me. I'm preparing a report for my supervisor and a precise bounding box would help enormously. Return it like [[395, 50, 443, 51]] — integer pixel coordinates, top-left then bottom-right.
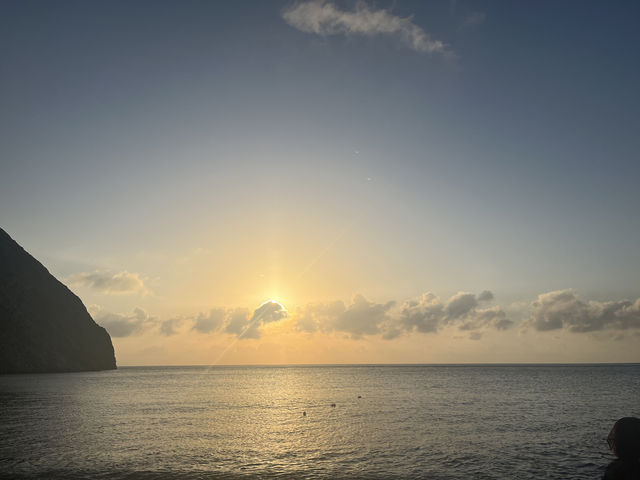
[[251, 300, 288, 324], [282, 0, 453, 56], [218, 302, 289, 340], [68, 270, 147, 295]]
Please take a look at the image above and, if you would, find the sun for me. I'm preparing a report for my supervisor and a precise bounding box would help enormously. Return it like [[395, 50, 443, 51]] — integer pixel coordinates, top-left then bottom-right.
[[261, 299, 287, 313]]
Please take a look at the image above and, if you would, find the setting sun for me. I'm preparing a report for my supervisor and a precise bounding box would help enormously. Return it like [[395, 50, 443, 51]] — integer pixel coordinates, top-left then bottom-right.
[[1, 1, 639, 478]]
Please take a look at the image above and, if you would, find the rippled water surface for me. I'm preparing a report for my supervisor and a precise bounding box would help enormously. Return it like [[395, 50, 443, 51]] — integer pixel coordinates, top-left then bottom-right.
[[1, 365, 639, 479]]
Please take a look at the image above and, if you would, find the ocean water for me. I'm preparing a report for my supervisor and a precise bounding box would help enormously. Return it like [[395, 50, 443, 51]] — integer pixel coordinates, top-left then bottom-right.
[[1, 365, 639, 479]]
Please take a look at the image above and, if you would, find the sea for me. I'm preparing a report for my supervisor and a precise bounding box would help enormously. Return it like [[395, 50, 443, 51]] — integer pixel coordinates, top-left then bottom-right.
[[1, 364, 639, 479]]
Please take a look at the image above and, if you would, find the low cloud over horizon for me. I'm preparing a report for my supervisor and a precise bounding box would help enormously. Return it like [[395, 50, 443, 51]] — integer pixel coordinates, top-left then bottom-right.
[[282, 0, 452, 56], [91, 289, 640, 342], [527, 289, 640, 333], [90, 305, 155, 338]]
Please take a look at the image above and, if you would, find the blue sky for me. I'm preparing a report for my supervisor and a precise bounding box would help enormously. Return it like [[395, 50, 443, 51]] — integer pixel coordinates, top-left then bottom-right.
[[1, 1, 639, 363]]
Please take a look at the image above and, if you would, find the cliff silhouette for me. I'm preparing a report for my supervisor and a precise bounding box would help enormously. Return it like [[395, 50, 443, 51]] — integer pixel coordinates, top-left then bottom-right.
[[0, 227, 116, 373]]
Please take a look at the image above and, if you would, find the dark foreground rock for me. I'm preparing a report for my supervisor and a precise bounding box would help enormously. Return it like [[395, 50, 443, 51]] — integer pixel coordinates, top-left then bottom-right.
[[0, 228, 116, 373]]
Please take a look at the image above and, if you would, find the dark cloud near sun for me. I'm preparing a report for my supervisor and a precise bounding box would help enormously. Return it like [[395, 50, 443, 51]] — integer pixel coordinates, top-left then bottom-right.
[[192, 308, 226, 334], [189, 302, 288, 340], [224, 308, 252, 336], [222, 302, 288, 340], [251, 301, 288, 324]]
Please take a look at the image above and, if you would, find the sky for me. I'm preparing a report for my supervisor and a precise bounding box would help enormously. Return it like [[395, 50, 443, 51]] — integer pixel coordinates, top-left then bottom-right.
[[1, 0, 640, 365]]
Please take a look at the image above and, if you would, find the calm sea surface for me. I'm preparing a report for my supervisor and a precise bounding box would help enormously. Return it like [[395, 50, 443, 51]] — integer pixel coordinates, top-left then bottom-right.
[[1, 365, 639, 479]]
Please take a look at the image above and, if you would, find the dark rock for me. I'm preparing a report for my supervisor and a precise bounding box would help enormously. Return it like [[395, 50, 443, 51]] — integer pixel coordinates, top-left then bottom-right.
[[0, 227, 116, 373]]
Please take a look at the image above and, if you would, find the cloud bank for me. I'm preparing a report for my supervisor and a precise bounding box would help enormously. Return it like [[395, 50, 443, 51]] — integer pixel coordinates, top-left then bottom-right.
[[94, 290, 640, 344], [69, 270, 147, 294], [282, 0, 452, 56], [295, 290, 508, 339], [528, 289, 640, 333]]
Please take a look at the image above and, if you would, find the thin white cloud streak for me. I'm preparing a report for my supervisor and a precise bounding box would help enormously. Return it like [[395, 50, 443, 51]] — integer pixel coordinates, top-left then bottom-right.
[[282, 0, 453, 56], [68, 270, 147, 294]]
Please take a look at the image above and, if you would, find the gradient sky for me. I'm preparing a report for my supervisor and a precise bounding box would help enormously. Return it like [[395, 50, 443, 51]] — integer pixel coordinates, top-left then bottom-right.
[[2, 0, 639, 365]]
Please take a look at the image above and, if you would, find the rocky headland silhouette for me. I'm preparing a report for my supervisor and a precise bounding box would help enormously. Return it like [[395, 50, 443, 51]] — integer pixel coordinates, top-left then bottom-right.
[[0, 227, 116, 373]]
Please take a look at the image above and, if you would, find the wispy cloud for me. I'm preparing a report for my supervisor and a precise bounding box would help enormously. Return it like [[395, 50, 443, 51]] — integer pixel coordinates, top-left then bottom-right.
[[91, 306, 154, 337], [68, 270, 147, 295], [282, 0, 453, 56], [462, 11, 486, 28]]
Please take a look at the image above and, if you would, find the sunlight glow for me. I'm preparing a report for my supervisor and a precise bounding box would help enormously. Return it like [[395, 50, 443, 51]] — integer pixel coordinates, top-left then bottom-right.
[[261, 299, 287, 313]]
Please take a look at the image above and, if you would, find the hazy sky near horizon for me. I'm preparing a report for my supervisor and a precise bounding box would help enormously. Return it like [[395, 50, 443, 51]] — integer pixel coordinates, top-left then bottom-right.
[[1, 1, 639, 364]]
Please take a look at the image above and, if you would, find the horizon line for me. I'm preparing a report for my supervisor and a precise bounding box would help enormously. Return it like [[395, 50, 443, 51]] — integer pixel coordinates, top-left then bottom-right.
[[115, 362, 640, 368]]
